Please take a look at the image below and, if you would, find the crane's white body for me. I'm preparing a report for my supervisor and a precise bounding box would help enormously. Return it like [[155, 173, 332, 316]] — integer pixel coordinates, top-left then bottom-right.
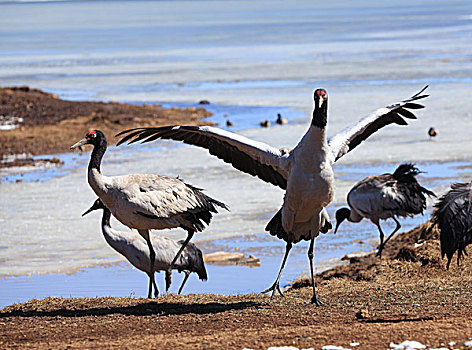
[[88, 170, 207, 231], [101, 221, 198, 274], [282, 125, 334, 242]]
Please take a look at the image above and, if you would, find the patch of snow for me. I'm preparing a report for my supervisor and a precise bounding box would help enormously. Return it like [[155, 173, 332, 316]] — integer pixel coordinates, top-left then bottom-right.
[[349, 343, 360, 347], [413, 242, 425, 248], [448, 342, 456, 346], [322, 346, 351, 350], [0, 115, 23, 130], [464, 340, 472, 347], [389, 340, 426, 349]]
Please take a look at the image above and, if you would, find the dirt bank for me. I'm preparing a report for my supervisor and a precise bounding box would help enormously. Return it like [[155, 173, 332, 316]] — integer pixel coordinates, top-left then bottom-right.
[[1, 222, 471, 349], [0, 86, 212, 168]]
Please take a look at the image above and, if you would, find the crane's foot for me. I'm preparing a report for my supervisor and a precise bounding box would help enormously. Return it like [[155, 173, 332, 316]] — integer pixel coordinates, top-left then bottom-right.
[[375, 246, 384, 259], [310, 295, 324, 306], [262, 281, 284, 299]]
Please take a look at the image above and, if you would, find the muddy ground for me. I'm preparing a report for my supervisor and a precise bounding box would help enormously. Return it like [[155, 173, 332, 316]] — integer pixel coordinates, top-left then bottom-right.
[[0, 86, 212, 168], [1, 222, 471, 349]]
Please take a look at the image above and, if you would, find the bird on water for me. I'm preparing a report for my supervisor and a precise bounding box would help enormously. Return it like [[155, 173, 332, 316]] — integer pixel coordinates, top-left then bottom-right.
[[276, 113, 288, 125], [116, 86, 428, 305], [335, 163, 435, 258], [70, 130, 227, 298], [428, 127, 438, 139], [83, 198, 208, 296], [431, 181, 472, 269]]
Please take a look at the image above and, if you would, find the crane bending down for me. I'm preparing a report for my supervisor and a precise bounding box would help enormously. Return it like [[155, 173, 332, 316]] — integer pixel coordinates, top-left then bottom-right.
[[70, 130, 227, 298], [83, 198, 208, 296], [117, 86, 428, 305], [334, 163, 435, 258], [431, 181, 472, 269]]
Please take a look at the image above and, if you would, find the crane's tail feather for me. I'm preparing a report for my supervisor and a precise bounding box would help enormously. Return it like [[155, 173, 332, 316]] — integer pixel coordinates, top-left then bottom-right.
[[182, 184, 229, 232], [265, 209, 288, 241], [392, 163, 422, 182]]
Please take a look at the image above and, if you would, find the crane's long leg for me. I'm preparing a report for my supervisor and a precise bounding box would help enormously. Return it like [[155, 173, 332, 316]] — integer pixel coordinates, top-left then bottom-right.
[[307, 237, 323, 306], [382, 217, 402, 248], [375, 218, 402, 258], [178, 271, 191, 295], [374, 222, 386, 259], [167, 230, 194, 291], [139, 229, 156, 298], [152, 273, 159, 298], [262, 242, 292, 300]]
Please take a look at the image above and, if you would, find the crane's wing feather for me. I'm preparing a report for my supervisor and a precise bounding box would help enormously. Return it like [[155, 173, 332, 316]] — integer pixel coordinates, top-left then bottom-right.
[[117, 125, 288, 189], [433, 182, 472, 266], [348, 176, 405, 217], [116, 175, 205, 218], [328, 86, 428, 162]]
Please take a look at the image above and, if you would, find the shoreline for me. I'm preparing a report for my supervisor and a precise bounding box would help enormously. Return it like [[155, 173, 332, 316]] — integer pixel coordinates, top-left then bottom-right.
[[0, 232, 355, 309], [1, 222, 472, 349], [0, 86, 213, 168]]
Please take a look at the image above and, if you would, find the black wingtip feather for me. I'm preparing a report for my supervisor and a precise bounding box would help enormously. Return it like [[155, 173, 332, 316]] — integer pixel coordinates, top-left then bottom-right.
[[397, 108, 418, 120], [402, 103, 425, 110]]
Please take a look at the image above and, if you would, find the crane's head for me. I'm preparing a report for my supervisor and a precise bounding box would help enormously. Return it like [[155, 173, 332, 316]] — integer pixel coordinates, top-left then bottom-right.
[[82, 198, 106, 216], [313, 89, 328, 109], [70, 130, 106, 150], [334, 207, 350, 233]]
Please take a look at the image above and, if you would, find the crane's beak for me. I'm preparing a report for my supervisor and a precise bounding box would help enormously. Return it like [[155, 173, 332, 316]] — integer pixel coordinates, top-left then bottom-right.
[[334, 220, 341, 234], [70, 137, 89, 150], [82, 206, 94, 217], [318, 96, 324, 109]]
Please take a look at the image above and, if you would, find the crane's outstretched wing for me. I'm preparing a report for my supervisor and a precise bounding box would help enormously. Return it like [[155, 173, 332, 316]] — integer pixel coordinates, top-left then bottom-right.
[[328, 86, 428, 162], [117, 125, 288, 189], [432, 182, 472, 268]]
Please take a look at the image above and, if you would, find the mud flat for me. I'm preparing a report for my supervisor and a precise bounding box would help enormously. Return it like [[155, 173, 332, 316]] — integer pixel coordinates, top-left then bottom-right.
[[0, 86, 212, 168]]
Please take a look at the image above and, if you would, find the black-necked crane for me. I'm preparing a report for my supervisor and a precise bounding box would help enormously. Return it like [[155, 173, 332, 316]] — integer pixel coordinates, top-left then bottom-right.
[[334, 163, 435, 258], [83, 198, 207, 295], [116, 86, 428, 305], [431, 181, 472, 269], [70, 130, 227, 298]]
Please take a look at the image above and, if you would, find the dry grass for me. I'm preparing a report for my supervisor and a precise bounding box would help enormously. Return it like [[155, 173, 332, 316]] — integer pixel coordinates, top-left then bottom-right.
[[1, 222, 471, 349]]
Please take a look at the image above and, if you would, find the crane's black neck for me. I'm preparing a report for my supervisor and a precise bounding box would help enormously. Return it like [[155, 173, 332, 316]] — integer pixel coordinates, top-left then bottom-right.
[[101, 207, 111, 227], [88, 137, 107, 173], [312, 103, 328, 129]]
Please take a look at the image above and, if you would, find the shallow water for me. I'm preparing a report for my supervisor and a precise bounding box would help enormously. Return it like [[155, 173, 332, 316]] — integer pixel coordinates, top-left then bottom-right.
[[1, 0, 472, 306]]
